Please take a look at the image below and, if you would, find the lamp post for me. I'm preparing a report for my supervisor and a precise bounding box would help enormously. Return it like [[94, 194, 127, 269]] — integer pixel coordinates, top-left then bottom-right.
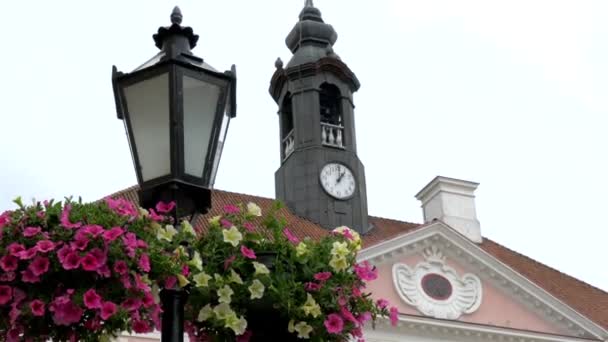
[[111, 6, 236, 342]]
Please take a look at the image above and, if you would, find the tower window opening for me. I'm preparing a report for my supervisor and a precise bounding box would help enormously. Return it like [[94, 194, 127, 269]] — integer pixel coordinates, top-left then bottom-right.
[[281, 94, 295, 159], [319, 83, 345, 148]]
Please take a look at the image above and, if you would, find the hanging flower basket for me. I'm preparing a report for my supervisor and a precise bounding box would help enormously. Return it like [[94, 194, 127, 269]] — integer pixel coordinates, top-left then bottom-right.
[[182, 202, 399, 341], [0, 197, 190, 341]]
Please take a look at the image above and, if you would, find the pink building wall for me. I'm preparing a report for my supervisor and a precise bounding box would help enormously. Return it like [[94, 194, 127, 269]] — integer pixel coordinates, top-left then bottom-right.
[[366, 254, 567, 335]]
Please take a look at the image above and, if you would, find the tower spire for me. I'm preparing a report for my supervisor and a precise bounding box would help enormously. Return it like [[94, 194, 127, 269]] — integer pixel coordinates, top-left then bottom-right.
[[304, 0, 314, 7]]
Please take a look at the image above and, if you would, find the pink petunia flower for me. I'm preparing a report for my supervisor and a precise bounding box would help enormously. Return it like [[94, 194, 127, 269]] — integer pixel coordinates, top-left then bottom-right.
[[17, 247, 38, 260], [89, 248, 107, 266], [133, 319, 152, 333], [243, 222, 256, 232], [113, 261, 128, 275], [97, 265, 111, 278], [142, 291, 156, 308], [240, 245, 257, 259], [102, 227, 124, 242], [100, 301, 118, 320], [29, 256, 50, 276], [389, 307, 399, 326], [282, 228, 300, 244], [23, 226, 42, 237], [56, 245, 71, 263], [30, 299, 45, 316], [0, 255, 19, 272], [7, 243, 25, 256], [36, 240, 56, 253], [83, 289, 102, 309], [164, 276, 177, 289], [148, 208, 164, 222], [71, 238, 89, 251], [82, 224, 105, 237], [0, 285, 12, 305], [138, 253, 151, 272], [220, 219, 233, 228], [60, 204, 82, 229], [324, 313, 344, 334], [223, 204, 240, 214], [61, 251, 81, 270], [340, 306, 359, 325], [182, 265, 190, 277], [122, 298, 142, 312], [84, 315, 101, 331], [121, 275, 132, 289], [305, 282, 321, 292], [0, 272, 16, 282], [49, 295, 83, 326], [36, 211, 45, 219], [357, 311, 372, 324], [155, 201, 176, 214], [354, 261, 378, 282], [314, 272, 332, 281], [81, 253, 100, 271], [21, 268, 41, 283], [376, 298, 389, 309], [105, 197, 138, 219]]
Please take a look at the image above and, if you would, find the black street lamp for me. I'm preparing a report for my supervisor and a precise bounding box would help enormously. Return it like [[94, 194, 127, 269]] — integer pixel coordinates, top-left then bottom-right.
[[112, 6, 236, 217], [111, 6, 237, 342]]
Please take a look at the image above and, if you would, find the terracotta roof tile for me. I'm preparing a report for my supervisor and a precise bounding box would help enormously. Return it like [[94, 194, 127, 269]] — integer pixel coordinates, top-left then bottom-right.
[[106, 186, 608, 331]]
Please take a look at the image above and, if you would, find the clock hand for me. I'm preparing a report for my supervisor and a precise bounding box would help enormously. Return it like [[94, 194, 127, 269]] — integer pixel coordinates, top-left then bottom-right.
[[337, 169, 346, 183]]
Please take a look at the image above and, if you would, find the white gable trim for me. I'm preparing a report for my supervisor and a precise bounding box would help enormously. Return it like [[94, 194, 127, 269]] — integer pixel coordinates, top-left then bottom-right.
[[358, 222, 608, 340], [365, 315, 603, 342]]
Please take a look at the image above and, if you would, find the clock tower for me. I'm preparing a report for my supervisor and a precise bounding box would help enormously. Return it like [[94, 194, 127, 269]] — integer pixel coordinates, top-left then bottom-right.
[[269, 0, 370, 233]]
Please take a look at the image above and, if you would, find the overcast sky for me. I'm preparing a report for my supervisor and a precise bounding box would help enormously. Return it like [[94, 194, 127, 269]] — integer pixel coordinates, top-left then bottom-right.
[[0, 0, 606, 291]]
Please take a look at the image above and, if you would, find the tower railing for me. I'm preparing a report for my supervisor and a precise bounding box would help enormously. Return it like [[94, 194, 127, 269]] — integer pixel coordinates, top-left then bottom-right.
[[282, 129, 295, 160], [321, 122, 344, 148]]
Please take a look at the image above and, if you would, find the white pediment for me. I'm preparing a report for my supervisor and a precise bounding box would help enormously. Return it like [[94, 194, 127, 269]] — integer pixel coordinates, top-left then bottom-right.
[[358, 221, 608, 341]]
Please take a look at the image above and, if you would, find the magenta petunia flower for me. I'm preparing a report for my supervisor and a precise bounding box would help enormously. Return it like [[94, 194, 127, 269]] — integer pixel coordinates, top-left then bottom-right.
[[21, 268, 41, 283], [142, 291, 155, 308], [17, 247, 38, 260], [138, 253, 151, 272], [60, 204, 82, 229], [357, 311, 372, 324], [164, 276, 177, 289], [133, 319, 152, 333], [30, 299, 46, 316], [0, 271, 15, 282], [105, 197, 138, 219], [148, 208, 164, 222], [100, 301, 118, 320], [220, 219, 233, 228], [324, 313, 344, 334], [61, 251, 81, 270], [57, 245, 71, 263], [71, 237, 89, 251], [155, 201, 176, 214], [376, 298, 389, 309], [0, 285, 12, 305], [240, 245, 257, 259], [243, 222, 256, 232], [36, 240, 55, 253], [122, 298, 142, 312], [0, 255, 18, 272], [113, 261, 128, 275], [120, 275, 132, 289], [97, 265, 111, 278], [89, 248, 107, 266], [340, 306, 358, 324], [305, 282, 321, 292], [81, 224, 105, 237], [83, 289, 102, 309], [29, 256, 50, 276], [7, 243, 25, 256], [49, 296, 83, 326], [314, 272, 332, 281], [354, 261, 378, 281], [23, 226, 42, 237], [81, 254, 100, 271], [389, 306, 399, 326], [223, 204, 240, 214], [282, 228, 300, 244], [102, 227, 124, 242]]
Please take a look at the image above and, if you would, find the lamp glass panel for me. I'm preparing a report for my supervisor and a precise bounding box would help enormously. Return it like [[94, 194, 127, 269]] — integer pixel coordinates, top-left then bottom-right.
[[182, 76, 221, 179], [124, 73, 170, 182]]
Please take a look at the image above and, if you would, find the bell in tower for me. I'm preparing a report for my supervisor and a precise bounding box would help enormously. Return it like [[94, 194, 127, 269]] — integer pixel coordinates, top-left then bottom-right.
[[269, 0, 371, 233]]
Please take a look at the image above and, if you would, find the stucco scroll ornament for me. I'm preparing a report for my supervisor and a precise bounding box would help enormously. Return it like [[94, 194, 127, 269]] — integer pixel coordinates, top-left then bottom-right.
[[392, 246, 482, 319]]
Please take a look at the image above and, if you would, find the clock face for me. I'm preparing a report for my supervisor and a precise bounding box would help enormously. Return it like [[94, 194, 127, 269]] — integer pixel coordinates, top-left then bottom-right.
[[319, 163, 356, 199]]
